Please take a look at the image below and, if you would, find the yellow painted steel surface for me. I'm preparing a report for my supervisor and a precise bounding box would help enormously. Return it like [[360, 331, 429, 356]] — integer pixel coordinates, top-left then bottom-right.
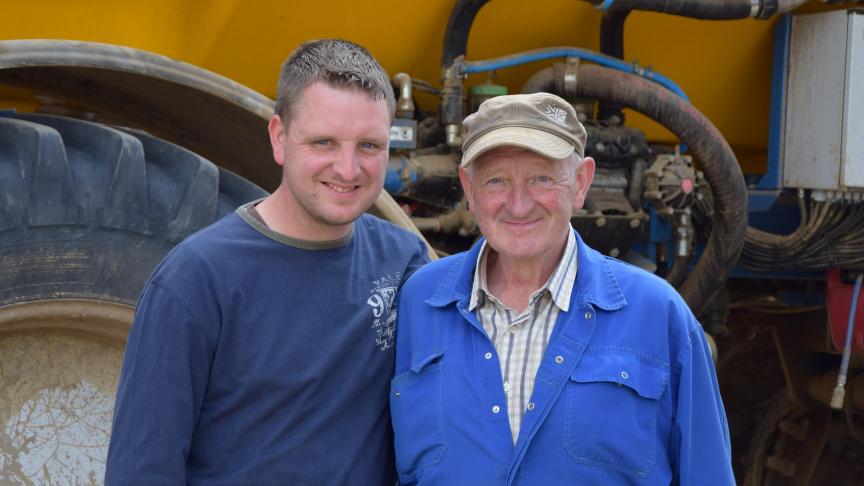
[[0, 0, 843, 173]]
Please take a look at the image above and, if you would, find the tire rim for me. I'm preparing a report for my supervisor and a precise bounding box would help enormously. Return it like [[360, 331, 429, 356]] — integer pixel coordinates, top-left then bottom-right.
[[0, 299, 132, 485]]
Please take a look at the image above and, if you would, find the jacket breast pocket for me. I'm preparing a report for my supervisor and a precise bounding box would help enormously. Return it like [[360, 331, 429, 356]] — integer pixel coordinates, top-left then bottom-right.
[[563, 351, 669, 477], [390, 349, 447, 480]]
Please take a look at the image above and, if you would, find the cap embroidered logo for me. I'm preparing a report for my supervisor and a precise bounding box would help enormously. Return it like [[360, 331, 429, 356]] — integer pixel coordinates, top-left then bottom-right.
[[545, 105, 567, 125]]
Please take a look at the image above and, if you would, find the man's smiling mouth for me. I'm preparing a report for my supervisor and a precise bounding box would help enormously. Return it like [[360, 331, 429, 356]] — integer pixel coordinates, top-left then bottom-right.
[[324, 182, 359, 193]]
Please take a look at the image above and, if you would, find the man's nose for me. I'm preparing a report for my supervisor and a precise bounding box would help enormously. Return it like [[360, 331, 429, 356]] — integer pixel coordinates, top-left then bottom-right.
[[507, 181, 534, 217], [332, 147, 361, 180]]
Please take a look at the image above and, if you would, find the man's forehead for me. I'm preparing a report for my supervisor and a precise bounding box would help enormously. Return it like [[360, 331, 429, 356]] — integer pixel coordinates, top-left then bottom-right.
[[287, 83, 390, 137], [295, 81, 385, 109]]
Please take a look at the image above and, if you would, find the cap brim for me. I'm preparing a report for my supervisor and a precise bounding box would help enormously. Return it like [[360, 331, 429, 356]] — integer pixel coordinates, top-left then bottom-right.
[[461, 126, 575, 167]]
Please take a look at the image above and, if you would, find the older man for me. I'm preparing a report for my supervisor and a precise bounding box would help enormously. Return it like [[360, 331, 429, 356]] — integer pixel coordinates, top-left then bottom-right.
[[391, 92, 734, 485]]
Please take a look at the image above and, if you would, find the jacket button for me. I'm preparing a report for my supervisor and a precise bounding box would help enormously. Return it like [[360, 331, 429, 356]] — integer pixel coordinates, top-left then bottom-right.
[[527, 402, 535, 411], [492, 405, 500, 414], [620, 371, 629, 380], [554, 355, 564, 364], [484, 352, 493, 360], [584, 311, 593, 320]]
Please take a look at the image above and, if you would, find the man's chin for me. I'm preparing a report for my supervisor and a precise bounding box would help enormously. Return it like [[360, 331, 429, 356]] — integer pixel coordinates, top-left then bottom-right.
[[309, 190, 381, 227], [485, 241, 546, 261]]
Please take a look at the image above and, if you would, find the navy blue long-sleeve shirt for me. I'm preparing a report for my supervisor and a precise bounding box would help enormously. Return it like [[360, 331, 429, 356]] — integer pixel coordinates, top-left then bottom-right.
[[106, 206, 429, 485]]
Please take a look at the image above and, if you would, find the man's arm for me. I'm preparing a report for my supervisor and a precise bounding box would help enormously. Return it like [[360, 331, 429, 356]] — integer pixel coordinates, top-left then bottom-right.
[[671, 313, 736, 485], [105, 279, 216, 485]]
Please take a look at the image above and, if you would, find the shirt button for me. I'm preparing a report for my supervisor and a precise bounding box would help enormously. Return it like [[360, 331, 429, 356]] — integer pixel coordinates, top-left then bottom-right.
[[527, 402, 535, 411], [620, 371, 629, 380], [484, 352, 493, 360], [492, 405, 501, 414], [503, 382, 510, 393], [584, 311, 593, 320], [554, 355, 564, 364], [509, 326, 517, 333]]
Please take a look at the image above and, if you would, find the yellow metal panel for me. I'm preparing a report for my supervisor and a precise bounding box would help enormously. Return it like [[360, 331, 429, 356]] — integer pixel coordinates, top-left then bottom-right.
[[0, 0, 194, 57]]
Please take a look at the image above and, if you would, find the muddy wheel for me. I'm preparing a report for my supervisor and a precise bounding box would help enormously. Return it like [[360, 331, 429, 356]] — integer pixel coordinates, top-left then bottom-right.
[[0, 113, 265, 484]]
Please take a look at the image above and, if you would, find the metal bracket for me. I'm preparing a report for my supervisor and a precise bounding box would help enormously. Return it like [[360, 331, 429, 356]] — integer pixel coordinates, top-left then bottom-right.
[[553, 57, 580, 98]]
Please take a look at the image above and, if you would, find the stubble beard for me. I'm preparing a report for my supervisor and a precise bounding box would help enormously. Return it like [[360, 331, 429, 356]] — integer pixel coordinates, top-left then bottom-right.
[[299, 185, 377, 229]]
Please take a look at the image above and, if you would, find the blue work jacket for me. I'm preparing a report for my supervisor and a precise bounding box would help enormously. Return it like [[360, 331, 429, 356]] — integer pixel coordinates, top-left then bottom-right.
[[391, 231, 735, 485]]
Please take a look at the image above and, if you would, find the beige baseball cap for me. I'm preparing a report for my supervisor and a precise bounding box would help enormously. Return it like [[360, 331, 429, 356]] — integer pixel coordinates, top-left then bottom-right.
[[461, 92, 587, 167]]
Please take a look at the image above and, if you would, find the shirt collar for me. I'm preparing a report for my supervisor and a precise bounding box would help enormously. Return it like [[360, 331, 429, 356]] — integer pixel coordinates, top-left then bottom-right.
[[426, 229, 626, 313], [468, 228, 578, 312]]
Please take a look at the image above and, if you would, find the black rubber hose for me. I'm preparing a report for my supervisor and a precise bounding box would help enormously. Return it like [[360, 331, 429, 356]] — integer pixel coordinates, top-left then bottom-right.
[[596, 0, 760, 19], [444, 0, 774, 71], [666, 255, 691, 288], [600, 9, 629, 59], [598, 8, 630, 122], [442, 0, 492, 69], [522, 67, 558, 95], [523, 65, 748, 316]]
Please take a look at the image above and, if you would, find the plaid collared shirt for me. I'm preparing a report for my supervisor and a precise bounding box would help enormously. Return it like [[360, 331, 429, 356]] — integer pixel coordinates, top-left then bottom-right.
[[469, 228, 578, 444]]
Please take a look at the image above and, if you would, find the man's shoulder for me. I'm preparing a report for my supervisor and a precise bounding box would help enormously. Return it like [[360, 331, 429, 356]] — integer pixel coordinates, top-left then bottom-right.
[[356, 214, 429, 268], [150, 212, 251, 284], [357, 213, 422, 244], [402, 251, 465, 294], [585, 250, 701, 361], [178, 210, 250, 251], [601, 252, 681, 301], [595, 250, 695, 321]]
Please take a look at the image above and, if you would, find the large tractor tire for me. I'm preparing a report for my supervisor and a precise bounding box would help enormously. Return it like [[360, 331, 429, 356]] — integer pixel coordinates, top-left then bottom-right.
[[0, 113, 266, 484]]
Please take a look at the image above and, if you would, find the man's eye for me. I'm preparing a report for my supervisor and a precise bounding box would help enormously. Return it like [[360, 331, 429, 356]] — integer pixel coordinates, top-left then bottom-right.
[[360, 141, 380, 150], [313, 139, 331, 146], [486, 177, 506, 186], [532, 175, 554, 185]]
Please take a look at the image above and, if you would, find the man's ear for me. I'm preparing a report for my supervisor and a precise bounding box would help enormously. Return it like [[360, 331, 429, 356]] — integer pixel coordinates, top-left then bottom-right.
[[459, 166, 476, 213], [268, 114, 287, 166], [572, 156, 596, 210]]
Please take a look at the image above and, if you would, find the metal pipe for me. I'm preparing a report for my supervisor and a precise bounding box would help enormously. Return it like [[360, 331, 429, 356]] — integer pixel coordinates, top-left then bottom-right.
[[445, 124, 460, 147], [440, 61, 465, 146], [410, 200, 477, 236], [392, 73, 415, 119]]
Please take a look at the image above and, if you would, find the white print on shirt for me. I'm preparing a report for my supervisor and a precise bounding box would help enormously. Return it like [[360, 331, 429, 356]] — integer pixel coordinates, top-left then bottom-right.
[[367, 273, 401, 351]]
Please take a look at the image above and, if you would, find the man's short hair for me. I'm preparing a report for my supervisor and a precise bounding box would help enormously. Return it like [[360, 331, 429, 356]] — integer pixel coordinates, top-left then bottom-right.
[[275, 39, 396, 124]]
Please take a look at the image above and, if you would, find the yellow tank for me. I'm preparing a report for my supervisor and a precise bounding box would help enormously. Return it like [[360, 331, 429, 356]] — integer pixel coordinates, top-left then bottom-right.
[[0, 0, 845, 173]]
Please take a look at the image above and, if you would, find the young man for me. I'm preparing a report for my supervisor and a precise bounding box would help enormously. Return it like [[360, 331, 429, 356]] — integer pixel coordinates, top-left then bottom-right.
[[106, 39, 429, 485], [391, 93, 734, 484]]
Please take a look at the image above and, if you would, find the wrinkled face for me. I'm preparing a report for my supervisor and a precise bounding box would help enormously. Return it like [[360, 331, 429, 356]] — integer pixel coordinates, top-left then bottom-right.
[[460, 146, 594, 263], [268, 81, 391, 237]]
